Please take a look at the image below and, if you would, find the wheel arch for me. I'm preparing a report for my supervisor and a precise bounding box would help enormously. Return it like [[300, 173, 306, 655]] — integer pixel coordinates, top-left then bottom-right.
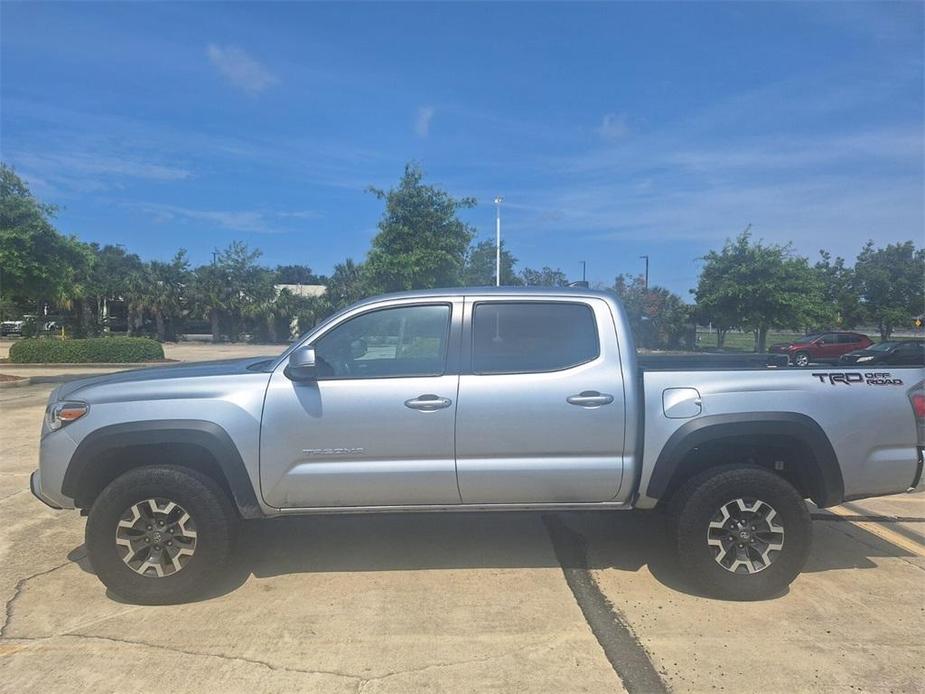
[[62, 420, 263, 518], [647, 412, 845, 508]]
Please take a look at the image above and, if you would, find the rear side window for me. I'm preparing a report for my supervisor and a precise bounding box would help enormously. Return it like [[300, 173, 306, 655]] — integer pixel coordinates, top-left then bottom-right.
[[472, 302, 599, 374], [837, 334, 857, 344]]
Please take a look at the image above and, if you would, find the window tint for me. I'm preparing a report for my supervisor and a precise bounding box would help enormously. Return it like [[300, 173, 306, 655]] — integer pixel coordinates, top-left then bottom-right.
[[313, 304, 450, 379], [472, 302, 599, 374]]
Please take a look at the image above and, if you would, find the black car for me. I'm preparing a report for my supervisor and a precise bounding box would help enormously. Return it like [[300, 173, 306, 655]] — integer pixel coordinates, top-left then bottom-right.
[[839, 340, 925, 366]]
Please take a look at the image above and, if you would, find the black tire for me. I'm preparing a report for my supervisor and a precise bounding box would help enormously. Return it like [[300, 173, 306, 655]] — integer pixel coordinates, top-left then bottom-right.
[[667, 466, 811, 601], [86, 465, 238, 605], [792, 351, 810, 367]]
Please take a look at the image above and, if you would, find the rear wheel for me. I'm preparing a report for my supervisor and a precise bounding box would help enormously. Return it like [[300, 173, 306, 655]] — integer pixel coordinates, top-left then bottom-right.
[[86, 465, 238, 605], [792, 351, 810, 367], [668, 466, 811, 600]]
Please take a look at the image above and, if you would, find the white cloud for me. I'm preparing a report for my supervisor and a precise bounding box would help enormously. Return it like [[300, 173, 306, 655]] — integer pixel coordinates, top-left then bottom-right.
[[596, 112, 630, 141], [14, 152, 191, 181], [207, 44, 278, 95], [415, 106, 436, 138], [133, 204, 321, 234]]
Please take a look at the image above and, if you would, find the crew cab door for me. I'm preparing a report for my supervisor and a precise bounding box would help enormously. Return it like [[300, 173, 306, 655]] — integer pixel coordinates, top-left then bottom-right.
[[260, 300, 462, 508], [455, 297, 627, 503]]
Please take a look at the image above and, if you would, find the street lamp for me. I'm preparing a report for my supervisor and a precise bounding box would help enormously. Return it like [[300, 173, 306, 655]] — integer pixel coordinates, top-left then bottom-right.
[[494, 196, 503, 286], [640, 255, 649, 292]]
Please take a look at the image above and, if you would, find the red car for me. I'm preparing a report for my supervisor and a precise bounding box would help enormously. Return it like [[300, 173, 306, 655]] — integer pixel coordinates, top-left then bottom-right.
[[769, 332, 873, 366]]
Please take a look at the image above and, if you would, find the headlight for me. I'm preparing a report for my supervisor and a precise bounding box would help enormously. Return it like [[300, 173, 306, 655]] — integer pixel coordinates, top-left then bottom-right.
[[45, 401, 89, 431], [856, 355, 875, 363]]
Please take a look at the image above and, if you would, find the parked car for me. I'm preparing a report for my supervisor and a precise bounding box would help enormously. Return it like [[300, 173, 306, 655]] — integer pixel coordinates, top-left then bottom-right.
[[32, 288, 923, 604], [840, 340, 925, 366], [769, 331, 872, 366], [0, 320, 24, 336]]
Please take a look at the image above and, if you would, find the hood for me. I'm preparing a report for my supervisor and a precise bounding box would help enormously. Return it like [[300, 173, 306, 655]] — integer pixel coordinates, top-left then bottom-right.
[[769, 342, 798, 351], [54, 356, 276, 402]]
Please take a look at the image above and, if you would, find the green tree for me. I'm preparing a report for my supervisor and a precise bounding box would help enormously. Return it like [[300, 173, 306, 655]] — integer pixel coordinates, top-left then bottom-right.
[[462, 239, 521, 286], [192, 241, 272, 341], [145, 251, 190, 341], [694, 231, 828, 351], [520, 266, 569, 287], [853, 241, 924, 340], [814, 250, 862, 328], [87, 244, 144, 333], [364, 164, 476, 293], [610, 274, 692, 349], [326, 258, 367, 310], [0, 163, 87, 309]]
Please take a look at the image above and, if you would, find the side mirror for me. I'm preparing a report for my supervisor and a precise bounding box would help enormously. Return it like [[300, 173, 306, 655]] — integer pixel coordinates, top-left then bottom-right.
[[284, 346, 317, 382]]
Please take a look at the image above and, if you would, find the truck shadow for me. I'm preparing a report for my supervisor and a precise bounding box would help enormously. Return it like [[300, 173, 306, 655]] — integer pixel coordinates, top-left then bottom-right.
[[213, 509, 917, 602], [71, 509, 917, 604]]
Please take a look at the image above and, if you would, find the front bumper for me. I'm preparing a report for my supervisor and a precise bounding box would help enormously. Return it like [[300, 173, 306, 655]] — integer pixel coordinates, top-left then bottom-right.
[[30, 470, 62, 509]]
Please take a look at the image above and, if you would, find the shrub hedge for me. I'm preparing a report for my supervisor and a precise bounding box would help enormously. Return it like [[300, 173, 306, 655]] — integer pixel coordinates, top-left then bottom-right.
[[9, 337, 165, 363]]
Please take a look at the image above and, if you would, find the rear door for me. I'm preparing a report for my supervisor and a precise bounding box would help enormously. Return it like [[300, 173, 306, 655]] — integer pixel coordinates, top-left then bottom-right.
[[454, 296, 626, 503], [815, 333, 842, 361]]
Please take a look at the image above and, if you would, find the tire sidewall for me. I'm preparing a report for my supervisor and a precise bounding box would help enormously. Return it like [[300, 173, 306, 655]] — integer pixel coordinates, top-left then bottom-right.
[[86, 465, 236, 604], [675, 467, 812, 601]]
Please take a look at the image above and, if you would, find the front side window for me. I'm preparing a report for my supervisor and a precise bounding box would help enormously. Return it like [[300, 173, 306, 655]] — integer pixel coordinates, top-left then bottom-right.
[[313, 304, 450, 379], [472, 302, 599, 374]]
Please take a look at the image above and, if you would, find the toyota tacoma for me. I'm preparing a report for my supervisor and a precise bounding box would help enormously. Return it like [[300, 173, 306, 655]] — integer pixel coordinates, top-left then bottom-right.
[[31, 288, 924, 603]]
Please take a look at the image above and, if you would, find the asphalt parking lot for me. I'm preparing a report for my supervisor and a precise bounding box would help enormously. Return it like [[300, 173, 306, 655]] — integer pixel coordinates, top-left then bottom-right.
[[1, 365, 923, 692]]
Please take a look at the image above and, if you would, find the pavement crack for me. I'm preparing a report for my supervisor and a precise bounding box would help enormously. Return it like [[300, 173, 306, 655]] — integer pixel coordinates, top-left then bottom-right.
[[0, 489, 27, 503], [1, 560, 76, 639], [61, 633, 365, 683], [543, 514, 669, 694], [356, 642, 546, 691]]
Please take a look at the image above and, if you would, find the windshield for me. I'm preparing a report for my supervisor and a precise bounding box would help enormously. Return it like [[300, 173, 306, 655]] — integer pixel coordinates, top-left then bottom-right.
[[868, 342, 897, 352]]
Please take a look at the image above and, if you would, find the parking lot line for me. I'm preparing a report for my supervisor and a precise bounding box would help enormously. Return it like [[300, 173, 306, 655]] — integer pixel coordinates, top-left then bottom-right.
[[825, 504, 925, 557]]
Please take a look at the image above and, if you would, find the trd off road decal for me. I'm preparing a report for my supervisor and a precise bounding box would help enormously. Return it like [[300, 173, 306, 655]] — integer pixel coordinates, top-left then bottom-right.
[[811, 372, 904, 386]]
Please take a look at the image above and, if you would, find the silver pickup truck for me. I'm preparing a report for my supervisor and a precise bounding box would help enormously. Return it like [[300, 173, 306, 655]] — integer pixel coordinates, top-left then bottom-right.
[[31, 288, 924, 604]]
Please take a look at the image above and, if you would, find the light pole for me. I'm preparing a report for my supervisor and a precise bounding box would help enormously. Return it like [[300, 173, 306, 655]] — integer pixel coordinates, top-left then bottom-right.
[[580, 260, 587, 283], [640, 255, 649, 292], [494, 196, 503, 286]]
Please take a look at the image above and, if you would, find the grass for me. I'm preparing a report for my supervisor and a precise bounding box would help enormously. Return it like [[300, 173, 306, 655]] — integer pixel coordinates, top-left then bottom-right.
[[696, 331, 820, 352]]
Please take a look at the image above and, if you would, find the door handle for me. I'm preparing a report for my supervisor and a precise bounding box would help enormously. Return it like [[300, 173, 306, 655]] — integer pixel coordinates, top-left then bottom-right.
[[404, 394, 452, 411], [567, 391, 614, 407]]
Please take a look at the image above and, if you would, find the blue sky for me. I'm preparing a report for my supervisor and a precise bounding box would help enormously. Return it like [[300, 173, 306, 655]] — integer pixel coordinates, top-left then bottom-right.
[[2, 1, 922, 296]]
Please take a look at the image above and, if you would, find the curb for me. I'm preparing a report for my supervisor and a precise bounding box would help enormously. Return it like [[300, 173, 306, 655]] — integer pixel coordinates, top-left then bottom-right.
[[0, 376, 32, 389]]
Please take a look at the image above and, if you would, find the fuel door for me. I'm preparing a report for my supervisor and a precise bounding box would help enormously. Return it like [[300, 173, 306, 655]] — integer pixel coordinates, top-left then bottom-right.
[[663, 388, 702, 419]]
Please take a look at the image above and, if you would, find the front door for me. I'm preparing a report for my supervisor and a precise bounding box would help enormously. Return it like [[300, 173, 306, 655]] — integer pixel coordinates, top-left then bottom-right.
[[455, 298, 627, 503], [260, 301, 462, 508]]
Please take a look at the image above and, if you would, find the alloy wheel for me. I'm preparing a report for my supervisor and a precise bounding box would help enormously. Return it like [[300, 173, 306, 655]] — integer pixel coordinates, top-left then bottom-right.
[[707, 497, 784, 574], [115, 498, 198, 577]]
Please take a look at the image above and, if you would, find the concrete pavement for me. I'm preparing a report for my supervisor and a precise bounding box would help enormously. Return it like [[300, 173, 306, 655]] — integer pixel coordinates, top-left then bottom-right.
[[1, 377, 923, 692]]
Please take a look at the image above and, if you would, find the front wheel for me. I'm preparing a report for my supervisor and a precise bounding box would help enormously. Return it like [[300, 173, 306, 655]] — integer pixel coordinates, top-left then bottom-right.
[[668, 466, 811, 600], [792, 351, 810, 367], [86, 465, 238, 605]]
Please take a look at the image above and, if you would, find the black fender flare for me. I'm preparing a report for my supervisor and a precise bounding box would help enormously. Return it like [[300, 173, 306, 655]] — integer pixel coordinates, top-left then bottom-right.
[[646, 412, 845, 508], [62, 420, 263, 518]]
